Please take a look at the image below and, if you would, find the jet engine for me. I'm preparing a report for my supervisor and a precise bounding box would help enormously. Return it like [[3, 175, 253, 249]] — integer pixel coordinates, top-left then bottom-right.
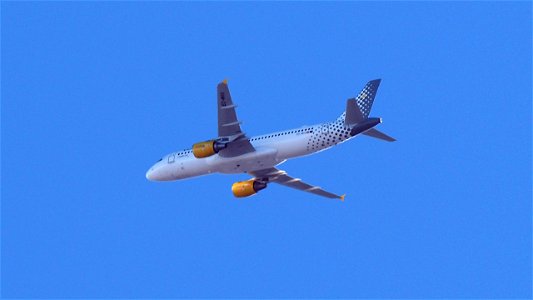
[[231, 180, 267, 198], [192, 140, 227, 158]]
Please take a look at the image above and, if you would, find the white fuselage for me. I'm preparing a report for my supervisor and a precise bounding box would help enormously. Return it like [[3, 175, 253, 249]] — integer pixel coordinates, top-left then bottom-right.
[[146, 117, 354, 181]]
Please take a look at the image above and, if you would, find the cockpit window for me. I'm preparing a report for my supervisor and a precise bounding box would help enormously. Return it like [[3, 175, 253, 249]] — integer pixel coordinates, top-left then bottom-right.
[[156, 158, 162, 162]]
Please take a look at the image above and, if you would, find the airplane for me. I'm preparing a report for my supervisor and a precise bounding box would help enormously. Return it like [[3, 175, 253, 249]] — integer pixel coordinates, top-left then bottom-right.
[[146, 79, 395, 200]]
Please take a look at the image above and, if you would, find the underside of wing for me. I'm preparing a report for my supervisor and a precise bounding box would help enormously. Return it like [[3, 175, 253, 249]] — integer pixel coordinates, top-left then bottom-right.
[[249, 167, 345, 200], [216, 80, 255, 157], [217, 80, 243, 137]]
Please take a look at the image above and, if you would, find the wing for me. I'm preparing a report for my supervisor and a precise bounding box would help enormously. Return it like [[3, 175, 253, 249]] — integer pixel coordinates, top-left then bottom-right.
[[217, 80, 243, 137], [249, 167, 345, 200], [217, 80, 255, 157]]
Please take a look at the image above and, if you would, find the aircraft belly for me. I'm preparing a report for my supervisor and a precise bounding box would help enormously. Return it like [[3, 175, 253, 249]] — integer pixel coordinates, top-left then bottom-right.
[[210, 147, 280, 174], [172, 156, 212, 180]]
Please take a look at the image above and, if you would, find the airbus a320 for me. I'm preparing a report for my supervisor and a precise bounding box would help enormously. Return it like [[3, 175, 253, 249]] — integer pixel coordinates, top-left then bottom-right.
[[146, 79, 395, 200]]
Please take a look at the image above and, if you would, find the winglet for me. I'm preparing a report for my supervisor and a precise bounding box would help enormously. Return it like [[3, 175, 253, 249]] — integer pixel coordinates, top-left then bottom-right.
[[340, 194, 346, 202], [222, 79, 228, 85]]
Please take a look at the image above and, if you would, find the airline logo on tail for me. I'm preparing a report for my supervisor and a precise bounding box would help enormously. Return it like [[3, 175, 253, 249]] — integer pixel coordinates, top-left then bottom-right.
[[356, 79, 380, 118]]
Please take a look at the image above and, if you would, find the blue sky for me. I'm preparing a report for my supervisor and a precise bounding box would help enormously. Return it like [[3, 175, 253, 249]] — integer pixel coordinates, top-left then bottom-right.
[[2, 2, 531, 298]]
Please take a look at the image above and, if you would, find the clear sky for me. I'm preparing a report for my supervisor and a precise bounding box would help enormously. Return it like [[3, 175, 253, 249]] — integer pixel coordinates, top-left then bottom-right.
[[2, 2, 531, 298]]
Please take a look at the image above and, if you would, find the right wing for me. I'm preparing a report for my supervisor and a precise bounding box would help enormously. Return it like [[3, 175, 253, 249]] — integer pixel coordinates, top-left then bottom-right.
[[249, 167, 345, 200], [217, 80, 255, 157]]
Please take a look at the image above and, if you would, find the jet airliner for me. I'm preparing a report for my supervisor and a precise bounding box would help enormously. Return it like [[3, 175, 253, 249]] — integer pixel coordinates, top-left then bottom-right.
[[146, 79, 395, 200]]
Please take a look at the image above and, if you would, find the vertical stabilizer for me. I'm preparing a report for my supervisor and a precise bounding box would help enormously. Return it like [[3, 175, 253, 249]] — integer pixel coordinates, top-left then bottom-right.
[[337, 79, 395, 142], [356, 79, 381, 118], [339, 79, 381, 124]]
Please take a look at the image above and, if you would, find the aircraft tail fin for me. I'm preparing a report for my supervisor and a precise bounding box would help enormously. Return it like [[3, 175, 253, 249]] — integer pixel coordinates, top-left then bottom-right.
[[338, 79, 396, 142], [355, 79, 381, 118], [338, 79, 381, 124]]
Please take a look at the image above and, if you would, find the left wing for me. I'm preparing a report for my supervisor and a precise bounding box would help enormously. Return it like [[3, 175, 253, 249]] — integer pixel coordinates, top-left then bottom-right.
[[249, 167, 345, 200], [217, 80, 255, 157], [217, 80, 243, 137]]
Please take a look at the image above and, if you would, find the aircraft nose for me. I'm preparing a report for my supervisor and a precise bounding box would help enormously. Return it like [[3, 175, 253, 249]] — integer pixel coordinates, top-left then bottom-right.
[[146, 165, 171, 181], [146, 168, 155, 181]]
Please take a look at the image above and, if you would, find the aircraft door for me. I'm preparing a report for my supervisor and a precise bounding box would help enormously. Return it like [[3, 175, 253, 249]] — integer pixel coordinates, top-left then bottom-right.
[[168, 153, 175, 164]]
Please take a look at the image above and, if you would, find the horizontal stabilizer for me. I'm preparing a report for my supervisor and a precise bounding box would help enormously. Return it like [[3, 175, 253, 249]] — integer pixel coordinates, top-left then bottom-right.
[[363, 128, 396, 142], [344, 98, 364, 125]]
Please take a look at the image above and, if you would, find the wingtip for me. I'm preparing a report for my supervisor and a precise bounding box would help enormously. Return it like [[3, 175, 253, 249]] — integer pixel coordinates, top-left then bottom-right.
[[340, 194, 346, 202]]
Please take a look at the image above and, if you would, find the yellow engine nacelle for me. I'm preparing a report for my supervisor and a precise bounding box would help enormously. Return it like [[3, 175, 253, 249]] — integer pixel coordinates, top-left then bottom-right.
[[231, 180, 267, 198], [192, 140, 226, 158]]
